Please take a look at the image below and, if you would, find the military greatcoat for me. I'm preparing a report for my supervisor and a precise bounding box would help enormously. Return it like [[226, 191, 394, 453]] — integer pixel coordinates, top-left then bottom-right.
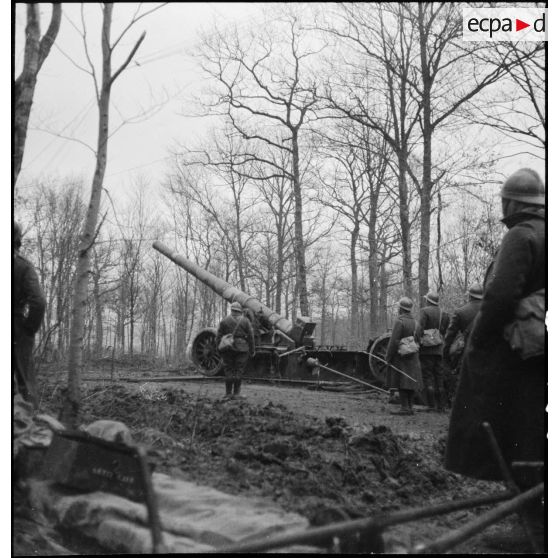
[[445, 207, 546, 481], [385, 313, 423, 391], [442, 298, 482, 363], [13, 251, 46, 405]]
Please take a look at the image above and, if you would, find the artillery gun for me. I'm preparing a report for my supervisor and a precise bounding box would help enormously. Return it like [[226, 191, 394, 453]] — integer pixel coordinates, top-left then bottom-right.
[[153, 242, 391, 386]]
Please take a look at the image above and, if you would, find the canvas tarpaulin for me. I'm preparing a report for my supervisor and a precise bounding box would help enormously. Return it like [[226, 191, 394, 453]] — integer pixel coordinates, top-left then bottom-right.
[[28, 472, 317, 553]]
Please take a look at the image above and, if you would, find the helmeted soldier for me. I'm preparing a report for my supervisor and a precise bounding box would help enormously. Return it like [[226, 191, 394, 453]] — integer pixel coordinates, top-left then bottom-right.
[[385, 297, 423, 415], [443, 283, 483, 368], [216, 301, 255, 400], [418, 291, 450, 412], [442, 283, 483, 407], [13, 222, 46, 407], [446, 169, 546, 502]]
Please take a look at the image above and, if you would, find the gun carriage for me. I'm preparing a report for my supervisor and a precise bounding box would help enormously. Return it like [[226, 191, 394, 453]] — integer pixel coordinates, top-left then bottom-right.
[[153, 242, 391, 387]]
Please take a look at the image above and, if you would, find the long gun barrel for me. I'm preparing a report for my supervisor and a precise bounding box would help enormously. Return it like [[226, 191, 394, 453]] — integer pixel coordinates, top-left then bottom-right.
[[153, 241, 308, 344]]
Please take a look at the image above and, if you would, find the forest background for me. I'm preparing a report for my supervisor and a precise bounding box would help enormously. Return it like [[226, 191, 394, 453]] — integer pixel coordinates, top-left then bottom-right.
[[12, 3, 547, 372]]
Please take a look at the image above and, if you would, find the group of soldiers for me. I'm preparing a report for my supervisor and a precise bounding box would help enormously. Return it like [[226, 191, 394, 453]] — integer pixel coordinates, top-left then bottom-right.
[[384, 284, 482, 416], [385, 168, 546, 538]]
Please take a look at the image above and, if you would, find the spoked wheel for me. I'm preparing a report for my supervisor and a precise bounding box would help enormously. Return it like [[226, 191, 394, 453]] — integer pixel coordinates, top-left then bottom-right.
[[190, 328, 223, 376], [369, 333, 391, 388]]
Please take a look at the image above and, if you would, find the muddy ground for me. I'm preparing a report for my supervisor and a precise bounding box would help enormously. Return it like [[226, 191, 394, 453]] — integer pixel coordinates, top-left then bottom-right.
[[14, 369, 544, 554]]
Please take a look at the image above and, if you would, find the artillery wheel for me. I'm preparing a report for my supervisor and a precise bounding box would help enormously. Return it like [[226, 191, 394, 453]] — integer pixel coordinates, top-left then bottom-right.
[[369, 333, 391, 387], [190, 328, 223, 376]]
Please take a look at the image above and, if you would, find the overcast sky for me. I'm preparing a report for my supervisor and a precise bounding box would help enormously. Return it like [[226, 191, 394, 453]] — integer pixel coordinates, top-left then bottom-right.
[[14, 2, 547, 200], [14, 3, 267, 197]]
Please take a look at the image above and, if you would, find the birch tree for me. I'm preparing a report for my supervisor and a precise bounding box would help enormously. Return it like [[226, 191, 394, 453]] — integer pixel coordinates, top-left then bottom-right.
[[63, 3, 164, 425]]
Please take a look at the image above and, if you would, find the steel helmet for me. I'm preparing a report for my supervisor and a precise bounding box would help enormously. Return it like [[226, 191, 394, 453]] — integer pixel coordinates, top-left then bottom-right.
[[398, 297, 413, 312], [501, 168, 545, 206], [424, 291, 439, 306], [468, 283, 483, 300], [231, 301, 243, 313]]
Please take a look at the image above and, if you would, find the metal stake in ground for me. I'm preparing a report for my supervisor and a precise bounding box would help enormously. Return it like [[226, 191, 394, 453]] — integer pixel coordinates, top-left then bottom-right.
[[208, 490, 514, 554], [305, 358, 389, 395], [414, 483, 544, 554], [482, 422, 541, 553], [135, 446, 164, 554]]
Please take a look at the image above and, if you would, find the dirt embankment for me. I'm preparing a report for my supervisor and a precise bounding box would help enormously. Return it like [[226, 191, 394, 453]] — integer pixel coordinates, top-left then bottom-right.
[[15, 377, 534, 554]]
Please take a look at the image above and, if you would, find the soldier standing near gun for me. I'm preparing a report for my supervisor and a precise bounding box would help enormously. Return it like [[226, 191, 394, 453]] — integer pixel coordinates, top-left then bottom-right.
[[13, 222, 46, 408], [384, 297, 423, 415], [216, 301, 255, 400], [442, 283, 483, 406], [418, 292, 450, 412]]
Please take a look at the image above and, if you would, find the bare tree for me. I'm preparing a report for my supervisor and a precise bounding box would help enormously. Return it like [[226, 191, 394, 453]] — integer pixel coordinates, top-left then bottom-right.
[[172, 131, 259, 291], [321, 3, 422, 296], [63, 3, 164, 425], [468, 43, 545, 158], [250, 147, 295, 313], [14, 3, 61, 185], [196, 13, 323, 316], [28, 180, 84, 362], [314, 127, 367, 346], [401, 3, 542, 299]]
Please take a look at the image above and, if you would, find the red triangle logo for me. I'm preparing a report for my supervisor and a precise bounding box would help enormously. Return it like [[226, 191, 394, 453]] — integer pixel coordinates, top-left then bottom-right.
[[516, 19, 530, 32]]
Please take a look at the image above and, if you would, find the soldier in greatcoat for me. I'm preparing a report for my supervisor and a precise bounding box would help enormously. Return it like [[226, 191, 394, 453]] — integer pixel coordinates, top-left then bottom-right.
[[385, 297, 423, 415], [216, 301, 255, 400], [418, 292, 450, 412], [443, 283, 483, 369], [445, 169, 546, 492], [13, 222, 46, 407], [442, 283, 483, 406]]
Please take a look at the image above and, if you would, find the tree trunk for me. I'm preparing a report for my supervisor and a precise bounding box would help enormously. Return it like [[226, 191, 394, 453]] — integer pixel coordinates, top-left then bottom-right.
[[63, 5, 113, 426], [275, 230, 284, 314], [397, 150, 413, 296], [349, 223, 359, 348], [379, 250, 388, 331], [436, 189, 443, 292], [320, 273, 327, 346], [129, 276, 135, 357], [14, 4, 61, 185], [368, 212, 379, 336], [93, 273, 103, 357], [291, 130, 309, 316], [418, 11, 433, 300]]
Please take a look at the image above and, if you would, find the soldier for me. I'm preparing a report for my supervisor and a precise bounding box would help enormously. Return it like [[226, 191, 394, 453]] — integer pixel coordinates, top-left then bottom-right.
[[442, 283, 483, 407], [418, 291, 450, 412], [385, 297, 423, 415], [216, 301, 255, 400], [443, 283, 483, 369], [445, 169, 546, 525], [13, 222, 46, 408]]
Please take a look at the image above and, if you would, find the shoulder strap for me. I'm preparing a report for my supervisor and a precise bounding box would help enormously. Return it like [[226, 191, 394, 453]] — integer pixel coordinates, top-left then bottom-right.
[[404, 316, 417, 338], [231, 315, 242, 336]]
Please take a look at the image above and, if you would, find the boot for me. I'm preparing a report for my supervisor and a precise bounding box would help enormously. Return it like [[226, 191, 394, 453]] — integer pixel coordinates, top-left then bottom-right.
[[233, 379, 245, 400], [425, 387, 436, 411], [391, 390, 412, 415], [223, 379, 233, 399], [407, 390, 415, 413], [435, 387, 447, 412]]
